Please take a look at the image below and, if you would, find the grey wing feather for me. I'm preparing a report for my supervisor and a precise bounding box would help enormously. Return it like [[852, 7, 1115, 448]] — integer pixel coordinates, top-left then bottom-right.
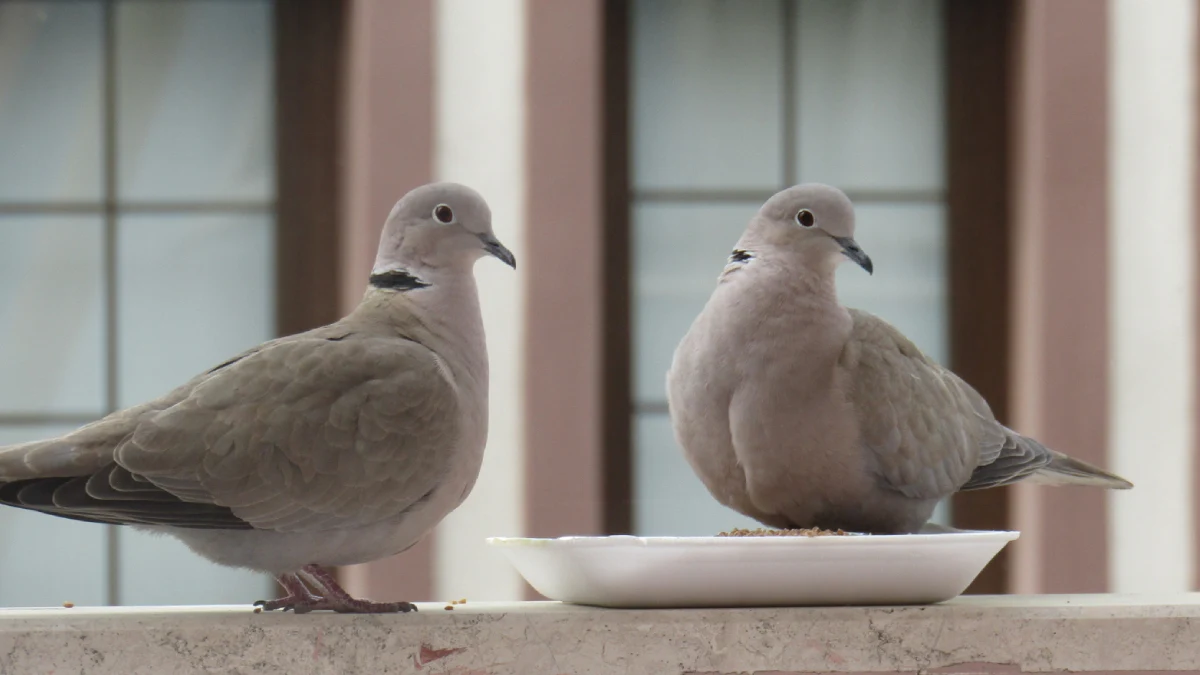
[[0, 331, 461, 532], [117, 334, 461, 532], [843, 310, 989, 500], [940, 346, 1128, 489], [844, 310, 1130, 496], [958, 430, 1052, 490], [962, 431, 1132, 490]]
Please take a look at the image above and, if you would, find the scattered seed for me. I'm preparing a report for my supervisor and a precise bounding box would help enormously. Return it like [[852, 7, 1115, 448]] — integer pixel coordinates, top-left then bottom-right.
[[253, 607, 263, 614], [62, 602, 74, 609], [444, 605, 454, 611], [458, 598, 467, 604]]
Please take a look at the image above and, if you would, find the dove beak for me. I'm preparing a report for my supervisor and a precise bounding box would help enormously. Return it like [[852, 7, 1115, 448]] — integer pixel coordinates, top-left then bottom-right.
[[834, 236, 873, 275], [479, 234, 517, 269]]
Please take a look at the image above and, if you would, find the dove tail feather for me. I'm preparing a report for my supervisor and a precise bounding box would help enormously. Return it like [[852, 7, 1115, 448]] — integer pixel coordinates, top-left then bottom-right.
[[960, 430, 1132, 492], [1030, 451, 1133, 489], [0, 438, 88, 481], [0, 440, 48, 480], [0, 462, 257, 530]]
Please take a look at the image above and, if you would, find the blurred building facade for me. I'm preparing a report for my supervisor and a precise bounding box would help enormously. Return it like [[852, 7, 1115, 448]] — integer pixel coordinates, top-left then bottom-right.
[[0, 0, 1195, 607], [0, 0, 276, 606]]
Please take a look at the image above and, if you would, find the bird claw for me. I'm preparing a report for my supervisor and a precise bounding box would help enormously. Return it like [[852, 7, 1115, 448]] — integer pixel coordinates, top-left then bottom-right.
[[333, 600, 418, 614], [253, 567, 419, 614], [254, 598, 417, 614], [253, 597, 314, 612], [253, 595, 417, 614], [297, 599, 418, 614]]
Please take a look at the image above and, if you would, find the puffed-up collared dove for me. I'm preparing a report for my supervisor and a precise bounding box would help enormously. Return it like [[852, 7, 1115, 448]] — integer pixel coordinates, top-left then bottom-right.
[[667, 183, 1131, 534], [0, 182, 515, 613]]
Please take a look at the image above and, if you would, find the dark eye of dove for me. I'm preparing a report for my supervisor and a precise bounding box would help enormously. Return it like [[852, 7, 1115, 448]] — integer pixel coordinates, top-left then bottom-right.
[[795, 209, 815, 228], [433, 204, 454, 224]]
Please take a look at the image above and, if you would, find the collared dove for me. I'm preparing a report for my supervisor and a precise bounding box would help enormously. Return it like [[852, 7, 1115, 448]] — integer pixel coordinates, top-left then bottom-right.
[[666, 183, 1131, 535], [0, 182, 515, 613]]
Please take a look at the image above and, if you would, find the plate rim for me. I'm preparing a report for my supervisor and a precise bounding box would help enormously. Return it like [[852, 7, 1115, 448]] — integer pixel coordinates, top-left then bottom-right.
[[486, 530, 1021, 548]]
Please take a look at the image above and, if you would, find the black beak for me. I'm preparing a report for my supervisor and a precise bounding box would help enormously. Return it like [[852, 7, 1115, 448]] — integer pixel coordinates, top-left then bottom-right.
[[479, 234, 516, 269], [834, 236, 873, 275]]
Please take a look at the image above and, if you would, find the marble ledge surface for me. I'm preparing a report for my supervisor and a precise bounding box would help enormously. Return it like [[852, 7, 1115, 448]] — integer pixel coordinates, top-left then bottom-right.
[[2, 594, 1200, 675]]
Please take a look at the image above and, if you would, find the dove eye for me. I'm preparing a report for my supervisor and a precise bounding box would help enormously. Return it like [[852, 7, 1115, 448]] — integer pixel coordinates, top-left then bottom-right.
[[795, 209, 815, 228], [433, 204, 454, 224]]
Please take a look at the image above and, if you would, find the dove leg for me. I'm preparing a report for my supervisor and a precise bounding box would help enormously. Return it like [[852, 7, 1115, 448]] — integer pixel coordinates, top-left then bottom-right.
[[292, 564, 418, 614], [253, 573, 320, 612]]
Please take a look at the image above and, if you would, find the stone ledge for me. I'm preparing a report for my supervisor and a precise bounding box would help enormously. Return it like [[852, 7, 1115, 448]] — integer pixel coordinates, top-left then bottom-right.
[[2, 594, 1199, 674]]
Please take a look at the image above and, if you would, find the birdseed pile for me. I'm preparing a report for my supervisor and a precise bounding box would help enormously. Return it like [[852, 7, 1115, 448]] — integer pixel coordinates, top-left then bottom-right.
[[717, 527, 850, 537]]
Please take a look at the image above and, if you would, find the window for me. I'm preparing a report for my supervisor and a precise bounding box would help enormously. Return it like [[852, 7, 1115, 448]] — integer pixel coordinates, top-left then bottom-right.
[[0, 0, 274, 605], [628, 0, 948, 535]]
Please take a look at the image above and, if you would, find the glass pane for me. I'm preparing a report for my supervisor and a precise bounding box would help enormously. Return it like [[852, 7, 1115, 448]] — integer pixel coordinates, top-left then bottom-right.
[[0, 216, 105, 415], [116, 0, 274, 202], [633, 412, 762, 536], [116, 214, 274, 407], [117, 528, 271, 606], [632, 0, 784, 191], [0, 1, 103, 202], [114, 212, 273, 604], [632, 202, 757, 405], [931, 498, 950, 526], [0, 425, 109, 608], [794, 0, 945, 192], [837, 202, 947, 364]]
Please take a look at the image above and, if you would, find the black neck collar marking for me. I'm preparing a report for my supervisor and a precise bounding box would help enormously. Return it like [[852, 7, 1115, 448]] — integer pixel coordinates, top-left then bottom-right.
[[369, 269, 430, 291], [729, 249, 753, 263]]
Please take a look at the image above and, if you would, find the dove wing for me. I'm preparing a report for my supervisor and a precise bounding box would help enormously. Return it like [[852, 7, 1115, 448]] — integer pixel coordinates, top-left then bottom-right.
[[842, 309, 1009, 500], [0, 332, 461, 533]]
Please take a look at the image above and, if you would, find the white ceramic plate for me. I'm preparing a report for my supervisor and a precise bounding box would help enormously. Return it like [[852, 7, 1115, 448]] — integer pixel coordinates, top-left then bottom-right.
[[487, 529, 1018, 608]]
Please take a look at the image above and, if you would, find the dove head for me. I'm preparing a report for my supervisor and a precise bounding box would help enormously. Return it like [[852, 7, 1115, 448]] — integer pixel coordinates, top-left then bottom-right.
[[370, 182, 515, 291], [747, 183, 872, 276]]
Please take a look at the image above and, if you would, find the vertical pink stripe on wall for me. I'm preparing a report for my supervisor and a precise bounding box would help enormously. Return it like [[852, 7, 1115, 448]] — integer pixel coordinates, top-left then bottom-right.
[[1009, 0, 1112, 594], [337, 0, 437, 602]]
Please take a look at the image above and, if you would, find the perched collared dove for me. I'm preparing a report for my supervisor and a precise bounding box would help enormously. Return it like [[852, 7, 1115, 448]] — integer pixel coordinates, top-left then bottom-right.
[[667, 183, 1131, 534], [0, 182, 515, 613]]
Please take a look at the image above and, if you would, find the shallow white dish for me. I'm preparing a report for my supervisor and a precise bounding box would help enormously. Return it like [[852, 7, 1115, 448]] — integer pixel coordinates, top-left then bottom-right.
[[488, 529, 1018, 608]]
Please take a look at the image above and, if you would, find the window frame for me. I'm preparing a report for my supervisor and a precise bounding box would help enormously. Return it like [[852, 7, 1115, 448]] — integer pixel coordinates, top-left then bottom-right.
[[600, 0, 1017, 593]]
